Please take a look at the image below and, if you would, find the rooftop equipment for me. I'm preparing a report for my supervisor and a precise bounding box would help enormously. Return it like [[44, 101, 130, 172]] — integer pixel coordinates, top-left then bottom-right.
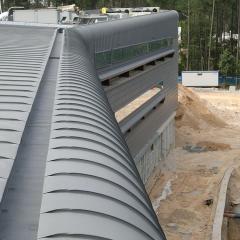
[[13, 8, 60, 24]]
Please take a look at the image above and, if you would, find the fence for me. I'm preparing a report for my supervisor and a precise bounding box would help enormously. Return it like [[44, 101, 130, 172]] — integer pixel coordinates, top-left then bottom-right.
[[219, 76, 240, 88]]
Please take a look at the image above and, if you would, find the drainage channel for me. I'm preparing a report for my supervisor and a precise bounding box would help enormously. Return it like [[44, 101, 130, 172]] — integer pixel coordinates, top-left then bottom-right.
[[0, 31, 63, 240]]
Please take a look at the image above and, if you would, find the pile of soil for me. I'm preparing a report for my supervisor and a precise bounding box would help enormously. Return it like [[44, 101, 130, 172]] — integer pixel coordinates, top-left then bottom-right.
[[148, 86, 240, 240], [176, 85, 226, 130]]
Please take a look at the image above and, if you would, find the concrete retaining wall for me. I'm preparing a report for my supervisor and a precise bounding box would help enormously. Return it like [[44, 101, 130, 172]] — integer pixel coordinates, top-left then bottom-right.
[[134, 113, 175, 183]]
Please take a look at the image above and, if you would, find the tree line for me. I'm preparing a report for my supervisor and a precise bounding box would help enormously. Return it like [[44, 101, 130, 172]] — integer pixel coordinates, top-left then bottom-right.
[[175, 0, 240, 76], [1, 0, 240, 75]]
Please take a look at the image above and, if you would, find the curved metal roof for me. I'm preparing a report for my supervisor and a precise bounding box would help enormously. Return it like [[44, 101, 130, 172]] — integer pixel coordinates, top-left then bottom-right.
[[0, 11, 179, 239], [37, 28, 166, 240], [0, 25, 56, 201]]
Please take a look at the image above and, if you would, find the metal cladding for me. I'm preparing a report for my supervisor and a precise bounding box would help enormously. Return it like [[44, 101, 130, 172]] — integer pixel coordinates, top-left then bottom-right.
[[37, 28, 167, 239], [0, 10, 178, 239], [77, 11, 178, 77], [74, 11, 179, 158], [0, 25, 56, 201]]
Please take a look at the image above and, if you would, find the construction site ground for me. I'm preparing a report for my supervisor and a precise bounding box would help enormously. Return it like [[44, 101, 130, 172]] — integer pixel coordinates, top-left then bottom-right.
[[147, 86, 240, 240]]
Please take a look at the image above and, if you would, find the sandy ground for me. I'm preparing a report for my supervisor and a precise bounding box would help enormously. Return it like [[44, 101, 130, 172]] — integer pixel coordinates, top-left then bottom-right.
[[147, 86, 240, 240]]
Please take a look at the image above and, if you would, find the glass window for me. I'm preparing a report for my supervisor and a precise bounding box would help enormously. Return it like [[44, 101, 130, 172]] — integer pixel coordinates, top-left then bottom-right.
[[95, 37, 173, 69], [95, 51, 111, 68]]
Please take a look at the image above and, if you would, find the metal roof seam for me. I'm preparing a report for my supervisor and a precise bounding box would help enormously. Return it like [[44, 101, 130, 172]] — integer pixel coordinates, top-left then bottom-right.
[[37, 26, 166, 239], [0, 25, 57, 203]]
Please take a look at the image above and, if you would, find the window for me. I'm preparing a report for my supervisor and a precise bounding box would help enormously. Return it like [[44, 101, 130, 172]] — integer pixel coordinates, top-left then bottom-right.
[[95, 37, 174, 69], [95, 51, 112, 68]]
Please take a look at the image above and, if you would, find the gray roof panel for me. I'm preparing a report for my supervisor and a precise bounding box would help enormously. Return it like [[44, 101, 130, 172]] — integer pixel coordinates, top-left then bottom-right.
[[0, 25, 56, 199], [0, 129, 22, 144], [0, 179, 7, 202], [0, 159, 14, 179], [0, 12, 177, 238], [37, 28, 166, 240], [39, 212, 159, 240], [0, 143, 18, 159]]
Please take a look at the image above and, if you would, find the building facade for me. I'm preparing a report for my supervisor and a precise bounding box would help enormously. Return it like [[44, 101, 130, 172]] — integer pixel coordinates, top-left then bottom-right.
[[0, 11, 178, 239]]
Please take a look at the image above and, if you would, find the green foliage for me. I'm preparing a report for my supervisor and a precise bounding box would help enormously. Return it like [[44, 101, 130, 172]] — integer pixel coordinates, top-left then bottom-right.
[[219, 49, 236, 75]]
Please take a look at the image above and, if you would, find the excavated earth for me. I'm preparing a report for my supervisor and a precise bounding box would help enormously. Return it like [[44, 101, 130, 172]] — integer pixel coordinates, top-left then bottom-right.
[[147, 86, 240, 240]]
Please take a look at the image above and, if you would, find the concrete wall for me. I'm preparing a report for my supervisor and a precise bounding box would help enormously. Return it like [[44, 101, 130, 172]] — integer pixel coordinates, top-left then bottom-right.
[[134, 113, 175, 184]]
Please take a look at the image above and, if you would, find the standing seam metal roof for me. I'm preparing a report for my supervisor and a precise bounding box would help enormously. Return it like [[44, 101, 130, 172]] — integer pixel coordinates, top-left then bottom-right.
[[0, 11, 178, 239], [0, 25, 56, 201], [37, 29, 166, 240]]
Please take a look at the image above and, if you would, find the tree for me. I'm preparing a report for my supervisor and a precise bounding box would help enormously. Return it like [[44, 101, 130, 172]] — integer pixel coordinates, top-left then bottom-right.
[[219, 49, 236, 75], [208, 0, 216, 70], [186, 0, 190, 70], [236, 0, 240, 73]]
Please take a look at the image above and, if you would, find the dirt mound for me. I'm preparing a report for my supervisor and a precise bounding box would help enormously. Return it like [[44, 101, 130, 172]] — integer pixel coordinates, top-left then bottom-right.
[[176, 85, 226, 130], [148, 86, 240, 240]]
